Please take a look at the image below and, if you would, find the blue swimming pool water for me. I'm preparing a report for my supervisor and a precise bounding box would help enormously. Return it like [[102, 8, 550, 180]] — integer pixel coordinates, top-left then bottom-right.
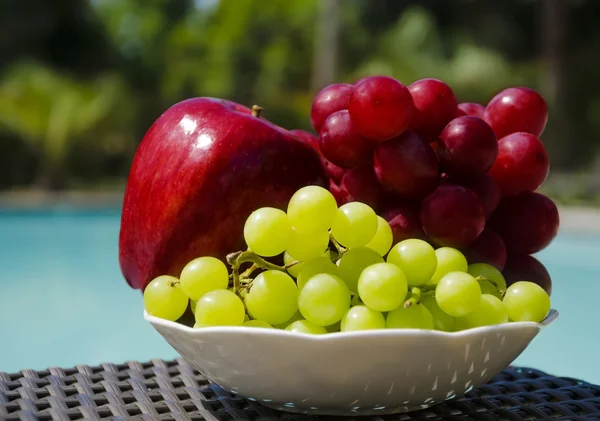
[[0, 209, 598, 383]]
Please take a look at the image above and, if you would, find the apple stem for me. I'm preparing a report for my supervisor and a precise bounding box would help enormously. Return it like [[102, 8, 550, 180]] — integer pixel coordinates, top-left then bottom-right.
[[251, 105, 264, 118], [475, 275, 505, 297], [226, 250, 301, 294]]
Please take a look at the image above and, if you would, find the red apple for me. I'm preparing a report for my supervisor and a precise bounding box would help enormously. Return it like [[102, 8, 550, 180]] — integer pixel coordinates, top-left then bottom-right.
[[119, 98, 327, 290]]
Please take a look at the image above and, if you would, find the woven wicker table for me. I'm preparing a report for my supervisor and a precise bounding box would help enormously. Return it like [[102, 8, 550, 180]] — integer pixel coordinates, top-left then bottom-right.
[[1, 359, 600, 421]]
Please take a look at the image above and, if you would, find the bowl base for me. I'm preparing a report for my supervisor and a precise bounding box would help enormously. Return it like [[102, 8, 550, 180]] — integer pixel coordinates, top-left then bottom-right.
[[259, 401, 436, 416]]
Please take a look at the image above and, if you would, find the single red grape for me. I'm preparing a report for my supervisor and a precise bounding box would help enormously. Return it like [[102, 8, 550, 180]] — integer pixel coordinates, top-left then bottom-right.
[[348, 76, 414, 141], [323, 159, 345, 184], [310, 83, 354, 133], [290, 129, 320, 152], [329, 179, 344, 206], [463, 227, 507, 270], [488, 132, 549, 196], [373, 131, 438, 199], [380, 202, 425, 244], [421, 185, 486, 248], [408, 78, 458, 141], [319, 110, 374, 169], [458, 102, 486, 118], [461, 174, 501, 217], [438, 116, 498, 179], [489, 192, 559, 254], [339, 166, 386, 212], [484, 87, 548, 139], [503, 253, 552, 295]]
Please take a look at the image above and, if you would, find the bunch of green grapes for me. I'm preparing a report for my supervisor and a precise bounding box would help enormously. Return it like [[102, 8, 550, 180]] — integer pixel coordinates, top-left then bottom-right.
[[143, 186, 552, 334]]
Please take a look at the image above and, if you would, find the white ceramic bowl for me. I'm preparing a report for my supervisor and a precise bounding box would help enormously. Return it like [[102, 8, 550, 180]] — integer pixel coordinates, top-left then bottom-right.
[[145, 309, 558, 416]]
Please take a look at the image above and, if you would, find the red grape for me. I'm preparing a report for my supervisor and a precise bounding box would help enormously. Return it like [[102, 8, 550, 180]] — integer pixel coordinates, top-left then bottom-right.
[[420, 185, 486, 248], [438, 116, 498, 179], [339, 166, 385, 212], [489, 192, 559, 254], [348, 76, 414, 141], [319, 110, 374, 169], [458, 102, 486, 118], [408, 78, 458, 141], [503, 253, 552, 295], [380, 202, 425, 244], [373, 131, 438, 199], [461, 174, 501, 217], [484, 87, 548, 139], [329, 179, 344, 206], [463, 227, 507, 270], [488, 132, 549, 196], [290, 129, 320, 152], [310, 83, 354, 133], [323, 159, 345, 183]]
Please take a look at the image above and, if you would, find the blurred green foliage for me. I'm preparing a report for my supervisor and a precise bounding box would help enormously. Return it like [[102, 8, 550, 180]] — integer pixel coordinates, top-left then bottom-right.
[[0, 0, 599, 202]]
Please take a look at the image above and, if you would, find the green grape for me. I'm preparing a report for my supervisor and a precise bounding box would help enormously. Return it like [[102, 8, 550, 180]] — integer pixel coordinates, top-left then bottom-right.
[[435, 272, 481, 317], [286, 228, 330, 261], [341, 305, 385, 331], [325, 321, 341, 333], [273, 310, 303, 329], [467, 263, 507, 298], [143, 275, 188, 321], [285, 320, 328, 334], [330, 202, 378, 248], [245, 270, 298, 325], [190, 299, 197, 315], [387, 239, 437, 286], [194, 289, 245, 326], [429, 247, 468, 284], [386, 304, 435, 329], [357, 263, 408, 312], [243, 320, 273, 329], [244, 207, 292, 257], [296, 257, 341, 290], [351, 294, 362, 306], [283, 251, 304, 278], [365, 216, 393, 256], [460, 294, 508, 328], [244, 313, 250, 321], [338, 247, 384, 292], [453, 316, 469, 332], [179, 256, 229, 300], [298, 274, 351, 326], [287, 185, 338, 234], [503, 281, 550, 322], [421, 295, 455, 332]]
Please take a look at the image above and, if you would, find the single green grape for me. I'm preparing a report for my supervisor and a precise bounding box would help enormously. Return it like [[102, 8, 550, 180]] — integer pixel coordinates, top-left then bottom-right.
[[429, 247, 468, 284], [387, 239, 437, 286], [386, 304, 434, 329], [287, 185, 338, 234], [273, 310, 303, 329], [179, 256, 229, 300], [341, 305, 385, 331], [338, 247, 384, 292], [190, 299, 197, 315], [503, 281, 550, 322], [285, 320, 328, 334], [421, 295, 455, 332], [143, 275, 188, 321], [244, 270, 298, 325], [435, 271, 481, 317], [325, 320, 341, 333], [351, 294, 362, 306], [467, 263, 507, 298], [460, 294, 508, 328], [283, 251, 304, 278], [331, 202, 378, 248], [365, 216, 393, 256], [298, 273, 351, 326], [296, 257, 341, 290], [244, 207, 292, 257], [194, 289, 245, 327], [286, 228, 329, 261], [453, 316, 469, 332], [243, 320, 273, 329], [357, 262, 408, 312]]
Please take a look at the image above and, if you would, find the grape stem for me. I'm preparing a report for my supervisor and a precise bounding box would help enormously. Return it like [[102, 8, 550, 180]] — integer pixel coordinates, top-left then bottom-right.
[[329, 234, 347, 255], [403, 285, 435, 307], [474, 276, 506, 297], [226, 250, 300, 294]]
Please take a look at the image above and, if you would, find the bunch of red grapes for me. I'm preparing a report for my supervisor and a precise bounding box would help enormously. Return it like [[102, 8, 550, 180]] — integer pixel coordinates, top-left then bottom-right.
[[292, 76, 558, 295]]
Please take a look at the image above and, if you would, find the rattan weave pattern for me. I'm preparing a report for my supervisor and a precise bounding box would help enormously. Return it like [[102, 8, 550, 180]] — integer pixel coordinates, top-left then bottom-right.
[[1, 359, 600, 421]]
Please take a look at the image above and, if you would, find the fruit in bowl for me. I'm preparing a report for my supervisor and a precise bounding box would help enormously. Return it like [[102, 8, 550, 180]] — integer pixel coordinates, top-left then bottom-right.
[[120, 77, 559, 415]]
